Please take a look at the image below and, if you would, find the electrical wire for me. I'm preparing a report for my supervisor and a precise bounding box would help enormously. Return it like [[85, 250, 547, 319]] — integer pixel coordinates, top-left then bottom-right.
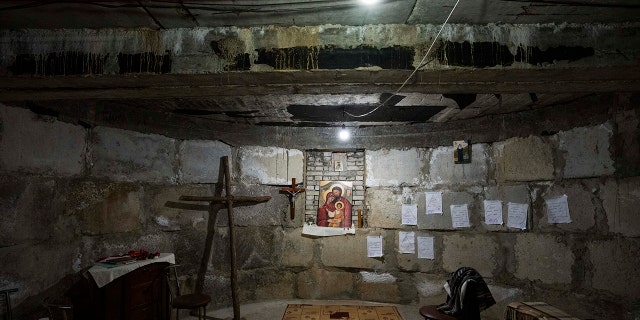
[[344, 0, 461, 119], [0, 0, 404, 13]]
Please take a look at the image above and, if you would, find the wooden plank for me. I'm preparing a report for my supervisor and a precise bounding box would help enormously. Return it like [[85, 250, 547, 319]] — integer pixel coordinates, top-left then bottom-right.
[[179, 195, 271, 203], [0, 67, 639, 101]]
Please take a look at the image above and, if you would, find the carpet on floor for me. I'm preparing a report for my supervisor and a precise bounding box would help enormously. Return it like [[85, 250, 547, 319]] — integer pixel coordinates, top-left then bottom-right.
[[282, 303, 403, 320]]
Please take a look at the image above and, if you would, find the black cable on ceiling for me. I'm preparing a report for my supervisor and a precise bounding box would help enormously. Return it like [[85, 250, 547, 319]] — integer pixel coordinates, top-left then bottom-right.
[[138, 0, 166, 29], [179, 0, 200, 27], [0, 0, 403, 13], [499, 0, 640, 9]]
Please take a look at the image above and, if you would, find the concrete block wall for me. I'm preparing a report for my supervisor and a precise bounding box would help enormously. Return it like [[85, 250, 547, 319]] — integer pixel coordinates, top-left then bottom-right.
[[0, 103, 235, 316], [2, 24, 640, 76], [2, 102, 640, 320]]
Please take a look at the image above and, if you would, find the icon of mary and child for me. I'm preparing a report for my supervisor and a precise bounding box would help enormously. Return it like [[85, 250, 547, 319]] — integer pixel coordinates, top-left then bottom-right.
[[317, 182, 353, 228]]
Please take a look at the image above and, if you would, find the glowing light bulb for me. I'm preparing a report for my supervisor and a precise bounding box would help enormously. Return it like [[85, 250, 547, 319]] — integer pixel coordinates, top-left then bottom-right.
[[359, 0, 380, 4], [338, 126, 350, 141]]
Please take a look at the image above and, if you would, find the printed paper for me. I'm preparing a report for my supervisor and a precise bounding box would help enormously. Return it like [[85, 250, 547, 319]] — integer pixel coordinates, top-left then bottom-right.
[[426, 191, 443, 215], [417, 236, 434, 259], [450, 204, 471, 228], [546, 195, 571, 224], [367, 236, 383, 257], [507, 202, 528, 230], [399, 231, 415, 254], [402, 204, 418, 225], [483, 200, 503, 225]]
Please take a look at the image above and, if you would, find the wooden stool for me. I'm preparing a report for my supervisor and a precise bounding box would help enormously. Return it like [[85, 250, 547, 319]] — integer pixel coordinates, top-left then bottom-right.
[[419, 305, 461, 320]]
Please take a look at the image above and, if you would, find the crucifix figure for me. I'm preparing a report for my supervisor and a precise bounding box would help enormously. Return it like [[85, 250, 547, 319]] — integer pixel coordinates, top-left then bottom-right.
[[178, 156, 270, 320], [280, 178, 305, 220]]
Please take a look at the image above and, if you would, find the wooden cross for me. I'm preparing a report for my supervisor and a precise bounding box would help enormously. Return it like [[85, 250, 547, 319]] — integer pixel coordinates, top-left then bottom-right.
[[279, 178, 305, 219], [178, 156, 270, 320]]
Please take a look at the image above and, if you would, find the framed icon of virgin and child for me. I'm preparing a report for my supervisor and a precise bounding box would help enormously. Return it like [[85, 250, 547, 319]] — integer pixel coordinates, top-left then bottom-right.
[[316, 180, 353, 228]]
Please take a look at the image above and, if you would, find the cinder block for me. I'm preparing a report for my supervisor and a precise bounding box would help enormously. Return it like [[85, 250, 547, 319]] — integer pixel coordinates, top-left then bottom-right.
[[320, 230, 385, 269], [366, 148, 427, 187], [91, 127, 176, 183], [429, 144, 490, 186], [178, 140, 231, 183], [77, 184, 144, 235], [483, 185, 531, 231], [225, 185, 290, 227], [514, 234, 573, 284], [281, 228, 315, 267], [601, 176, 640, 237], [0, 105, 85, 176], [145, 184, 216, 231], [237, 146, 304, 185], [0, 177, 57, 245], [417, 191, 476, 230], [297, 268, 354, 299], [415, 273, 448, 306], [589, 238, 640, 297], [396, 231, 437, 273], [442, 234, 498, 277], [557, 123, 615, 178], [356, 271, 400, 303], [366, 188, 403, 228], [538, 181, 596, 232], [494, 136, 554, 182], [254, 271, 296, 300]]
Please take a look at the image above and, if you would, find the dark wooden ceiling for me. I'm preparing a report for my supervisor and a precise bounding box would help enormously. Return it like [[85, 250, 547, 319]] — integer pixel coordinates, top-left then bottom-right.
[[0, 1, 639, 148]]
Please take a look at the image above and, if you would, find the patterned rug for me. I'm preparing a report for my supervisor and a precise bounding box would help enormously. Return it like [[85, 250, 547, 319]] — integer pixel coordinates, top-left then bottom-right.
[[282, 304, 403, 320]]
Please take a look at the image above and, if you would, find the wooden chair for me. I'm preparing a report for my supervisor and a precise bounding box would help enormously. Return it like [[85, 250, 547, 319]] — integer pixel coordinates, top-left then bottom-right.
[[0, 288, 18, 320], [165, 265, 211, 320]]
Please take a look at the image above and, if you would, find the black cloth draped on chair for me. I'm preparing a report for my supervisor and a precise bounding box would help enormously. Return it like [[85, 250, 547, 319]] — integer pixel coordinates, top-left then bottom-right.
[[436, 267, 496, 317]]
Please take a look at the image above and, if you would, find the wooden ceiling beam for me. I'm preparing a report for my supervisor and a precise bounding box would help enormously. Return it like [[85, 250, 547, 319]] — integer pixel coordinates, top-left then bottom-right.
[[0, 67, 639, 101]]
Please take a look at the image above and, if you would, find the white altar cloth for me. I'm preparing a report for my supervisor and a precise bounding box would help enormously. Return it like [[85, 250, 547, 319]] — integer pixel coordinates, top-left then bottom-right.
[[88, 253, 175, 288]]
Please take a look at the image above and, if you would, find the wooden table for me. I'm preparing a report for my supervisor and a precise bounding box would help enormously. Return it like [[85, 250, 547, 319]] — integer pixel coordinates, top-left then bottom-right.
[[77, 253, 175, 320]]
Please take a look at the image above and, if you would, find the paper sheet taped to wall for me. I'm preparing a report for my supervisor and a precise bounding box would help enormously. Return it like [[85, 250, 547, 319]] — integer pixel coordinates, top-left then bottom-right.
[[417, 236, 434, 259], [401, 204, 417, 225], [399, 231, 415, 254], [507, 202, 528, 229], [483, 200, 503, 225], [367, 236, 383, 257], [426, 191, 443, 214], [546, 195, 571, 224]]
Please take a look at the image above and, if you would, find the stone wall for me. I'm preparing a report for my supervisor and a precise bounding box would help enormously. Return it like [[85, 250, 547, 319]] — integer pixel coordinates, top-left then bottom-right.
[[1, 102, 640, 320]]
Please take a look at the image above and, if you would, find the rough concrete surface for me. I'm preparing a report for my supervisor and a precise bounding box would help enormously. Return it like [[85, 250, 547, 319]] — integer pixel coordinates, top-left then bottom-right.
[[365, 148, 427, 187], [514, 233, 574, 284], [90, 126, 177, 183], [236, 146, 304, 185], [494, 136, 555, 182], [0, 105, 85, 176]]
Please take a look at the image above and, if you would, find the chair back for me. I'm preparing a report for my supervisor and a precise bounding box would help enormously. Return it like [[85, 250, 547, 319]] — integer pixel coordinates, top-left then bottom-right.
[[459, 280, 481, 320], [165, 264, 184, 301], [0, 288, 18, 320], [43, 297, 73, 320]]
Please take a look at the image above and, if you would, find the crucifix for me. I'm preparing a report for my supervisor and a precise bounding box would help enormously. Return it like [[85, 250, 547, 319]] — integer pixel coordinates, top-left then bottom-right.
[[279, 178, 305, 219], [178, 156, 270, 320]]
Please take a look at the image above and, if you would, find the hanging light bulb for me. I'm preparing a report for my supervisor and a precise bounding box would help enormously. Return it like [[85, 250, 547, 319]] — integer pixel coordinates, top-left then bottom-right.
[[338, 125, 350, 141], [359, 0, 380, 5]]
